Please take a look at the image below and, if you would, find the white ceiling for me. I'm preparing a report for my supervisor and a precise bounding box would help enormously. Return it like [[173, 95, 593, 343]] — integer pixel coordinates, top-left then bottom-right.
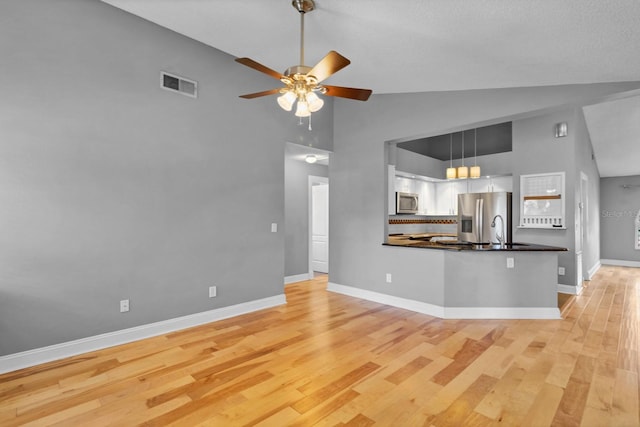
[[101, 0, 640, 176]]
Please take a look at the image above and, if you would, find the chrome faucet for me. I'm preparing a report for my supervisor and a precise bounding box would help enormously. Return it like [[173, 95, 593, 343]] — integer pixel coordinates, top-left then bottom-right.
[[491, 214, 505, 248]]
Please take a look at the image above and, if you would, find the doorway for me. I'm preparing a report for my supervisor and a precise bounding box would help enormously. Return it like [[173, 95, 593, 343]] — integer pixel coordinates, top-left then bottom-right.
[[579, 172, 589, 284], [309, 176, 329, 275]]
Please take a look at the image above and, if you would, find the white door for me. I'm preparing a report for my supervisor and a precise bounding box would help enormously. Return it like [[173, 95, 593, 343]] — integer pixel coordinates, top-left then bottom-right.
[[311, 183, 329, 273]]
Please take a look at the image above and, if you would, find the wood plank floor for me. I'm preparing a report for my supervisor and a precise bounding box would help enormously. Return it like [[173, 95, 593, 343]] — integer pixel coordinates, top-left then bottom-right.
[[1, 265, 638, 426]]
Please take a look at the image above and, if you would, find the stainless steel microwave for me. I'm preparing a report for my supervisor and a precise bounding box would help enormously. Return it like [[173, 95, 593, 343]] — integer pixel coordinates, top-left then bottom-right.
[[396, 192, 419, 214]]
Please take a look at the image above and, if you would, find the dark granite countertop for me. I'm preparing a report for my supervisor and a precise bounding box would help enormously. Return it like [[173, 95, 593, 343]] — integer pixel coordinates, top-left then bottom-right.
[[384, 236, 567, 252]]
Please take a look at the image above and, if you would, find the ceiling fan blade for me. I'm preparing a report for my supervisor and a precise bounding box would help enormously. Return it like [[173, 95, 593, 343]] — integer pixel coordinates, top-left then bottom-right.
[[323, 85, 372, 101], [307, 51, 351, 83], [239, 89, 281, 99], [235, 57, 283, 80]]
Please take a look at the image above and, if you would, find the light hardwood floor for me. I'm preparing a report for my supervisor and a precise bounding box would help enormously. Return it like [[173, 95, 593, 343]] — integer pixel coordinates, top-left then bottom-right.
[[1, 266, 638, 426]]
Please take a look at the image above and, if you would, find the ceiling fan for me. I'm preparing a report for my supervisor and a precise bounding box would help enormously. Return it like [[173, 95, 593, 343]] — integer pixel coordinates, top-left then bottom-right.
[[235, 0, 372, 118]]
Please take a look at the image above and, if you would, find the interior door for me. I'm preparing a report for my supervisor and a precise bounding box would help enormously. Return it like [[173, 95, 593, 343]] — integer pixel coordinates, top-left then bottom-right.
[[311, 183, 329, 273]]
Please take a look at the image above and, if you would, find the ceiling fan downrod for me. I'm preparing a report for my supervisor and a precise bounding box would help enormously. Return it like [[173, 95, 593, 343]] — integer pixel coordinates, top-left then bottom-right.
[[293, 0, 315, 68]]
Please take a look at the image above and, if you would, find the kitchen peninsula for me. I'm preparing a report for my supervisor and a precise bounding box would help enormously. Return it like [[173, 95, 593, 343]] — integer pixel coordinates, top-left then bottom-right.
[[380, 234, 567, 319]]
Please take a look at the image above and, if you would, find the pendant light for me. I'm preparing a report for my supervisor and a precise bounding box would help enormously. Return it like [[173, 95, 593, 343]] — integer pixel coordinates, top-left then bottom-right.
[[446, 134, 457, 179], [470, 128, 481, 179], [457, 131, 469, 179]]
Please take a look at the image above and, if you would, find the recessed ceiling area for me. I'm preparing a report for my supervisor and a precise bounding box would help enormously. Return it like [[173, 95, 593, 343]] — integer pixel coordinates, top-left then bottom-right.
[[397, 122, 512, 161]]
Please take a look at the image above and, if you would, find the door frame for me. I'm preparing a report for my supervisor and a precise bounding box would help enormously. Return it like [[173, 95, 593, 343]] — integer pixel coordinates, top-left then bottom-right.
[[308, 175, 329, 278]]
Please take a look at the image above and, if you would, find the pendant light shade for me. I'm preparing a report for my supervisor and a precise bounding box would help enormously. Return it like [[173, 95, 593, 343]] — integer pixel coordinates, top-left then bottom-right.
[[470, 128, 481, 179], [446, 134, 457, 179], [457, 131, 468, 179]]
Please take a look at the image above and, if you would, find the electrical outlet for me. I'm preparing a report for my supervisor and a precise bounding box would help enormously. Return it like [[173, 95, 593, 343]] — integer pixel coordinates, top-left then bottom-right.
[[558, 267, 565, 276], [506, 258, 515, 269], [209, 286, 217, 298], [386, 273, 392, 283], [120, 299, 129, 313]]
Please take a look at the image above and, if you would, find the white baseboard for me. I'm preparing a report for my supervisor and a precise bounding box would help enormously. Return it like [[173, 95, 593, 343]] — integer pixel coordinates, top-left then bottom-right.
[[328, 282, 560, 320], [587, 261, 601, 280], [443, 306, 560, 320], [328, 282, 445, 318], [0, 294, 286, 375], [558, 283, 583, 295], [601, 259, 640, 268], [284, 273, 311, 284]]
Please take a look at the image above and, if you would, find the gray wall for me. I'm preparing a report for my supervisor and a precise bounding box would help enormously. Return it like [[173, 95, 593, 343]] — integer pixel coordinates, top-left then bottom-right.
[[511, 109, 577, 285], [600, 175, 640, 261], [284, 157, 329, 277], [444, 252, 557, 308], [0, 0, 298, 355], [330, 82, 640, 304], [574, 109, 602, 276], [512, 107, 601, 287]]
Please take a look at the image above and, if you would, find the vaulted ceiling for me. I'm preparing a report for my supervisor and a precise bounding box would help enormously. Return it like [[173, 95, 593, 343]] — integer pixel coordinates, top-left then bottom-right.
[[100, 0, 640, 176]]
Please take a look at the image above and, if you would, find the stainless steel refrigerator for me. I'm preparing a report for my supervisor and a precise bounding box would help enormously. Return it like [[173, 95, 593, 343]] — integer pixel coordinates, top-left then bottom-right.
[[457, 192, 512, 244]]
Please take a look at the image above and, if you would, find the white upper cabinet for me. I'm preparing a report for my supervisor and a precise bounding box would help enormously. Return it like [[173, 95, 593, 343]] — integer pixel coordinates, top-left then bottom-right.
[[468, 175, 513, 193], [489, 175, 513, 192], [435, 180, 468, 215]]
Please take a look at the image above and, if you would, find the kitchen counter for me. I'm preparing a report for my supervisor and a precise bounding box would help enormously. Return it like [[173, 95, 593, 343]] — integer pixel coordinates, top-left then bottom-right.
[[385, 235, 567, 252], [366, 234, 566, 319]]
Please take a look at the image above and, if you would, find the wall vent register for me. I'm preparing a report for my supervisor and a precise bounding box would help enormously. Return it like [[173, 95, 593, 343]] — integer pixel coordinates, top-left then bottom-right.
[[161, 72, 197, 98]]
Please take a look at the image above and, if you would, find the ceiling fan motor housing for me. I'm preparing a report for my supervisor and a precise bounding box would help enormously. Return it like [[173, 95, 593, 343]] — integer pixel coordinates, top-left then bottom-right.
[[284, 65, 312, 77]]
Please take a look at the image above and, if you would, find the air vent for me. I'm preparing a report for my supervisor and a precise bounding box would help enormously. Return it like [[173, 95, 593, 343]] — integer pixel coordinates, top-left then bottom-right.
[[161, 72, 197, 98]]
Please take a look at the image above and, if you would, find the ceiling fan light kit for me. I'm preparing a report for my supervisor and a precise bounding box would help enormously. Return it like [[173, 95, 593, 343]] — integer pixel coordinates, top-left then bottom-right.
[[235, 0, 371, 123]]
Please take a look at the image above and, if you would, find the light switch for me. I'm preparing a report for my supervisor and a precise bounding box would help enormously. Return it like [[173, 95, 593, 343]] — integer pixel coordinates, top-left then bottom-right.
[[271, 223, 277, 233], [506, 258, 514, 269]]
